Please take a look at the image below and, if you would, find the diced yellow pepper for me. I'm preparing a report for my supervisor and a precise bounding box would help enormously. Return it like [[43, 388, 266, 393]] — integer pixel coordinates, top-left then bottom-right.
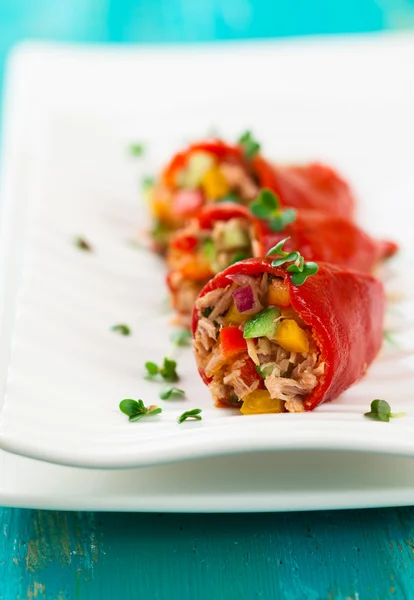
[[201, 166, 230, 200], [225, 301, 246, 325], [240, 390, 285, 415], [274, 319, 309, 353], [151, 195, 173, 223], [268, 279, 290, 307]]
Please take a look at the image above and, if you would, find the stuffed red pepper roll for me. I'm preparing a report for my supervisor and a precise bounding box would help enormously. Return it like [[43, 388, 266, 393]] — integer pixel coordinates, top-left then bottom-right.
[[149, 134, 276, 252], [166, 203, 266, 326], [167, 191, 396, 325], [148, 132, 357, 251], [192, 250, 385, 414]]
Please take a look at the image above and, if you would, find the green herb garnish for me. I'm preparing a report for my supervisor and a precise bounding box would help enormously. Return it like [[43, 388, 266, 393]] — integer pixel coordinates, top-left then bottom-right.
[[383, 330, 400, 348], [111, 324, 131, 336], [255, 365, 265, 378], [177, 408, 203, 424], [74, 236, 92, 252], [238, 131, 261, 160], [160, 387, 185, 400], [201, 307, 213, 318], [250, 189, 296, 232], [151, 221, 170, 246], [170, 329, 192, 347], [142, 175, 155, 191], [227, 252, 249, 267], [216, 194, 242, 204], [254, 364, 274, 378], [364, 399, 406, 423], [145, 358, 179, 382], [203, 238, 216, 263], [129, 143, 145, 157], [266, 237, 318, 286], [119, 399, 162, 422]]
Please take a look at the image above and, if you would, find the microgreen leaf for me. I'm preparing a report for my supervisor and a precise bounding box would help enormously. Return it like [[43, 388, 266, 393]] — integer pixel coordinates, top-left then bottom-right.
[[270, 256, 289, 267], [142, 175, 155, 190], [111, 324, 131, 336], [145, 358, 179, 382], [250, 189, 279, 219], [129, 143, 145, 157], [177, 408, 203, 424], [160, 387, 185, 400], [227, 252, 249, 267], [383, 330, 400, 348], [74, 236, 92, 252], [364, 399, 406, 422], [267, 237, 318, 286], [266, 237, 291, 258], [289, 271, 308, 286], [119, 399, 162, 422], [145, 361, 159, 376], [170, 329, 192, 347], [160, 358, 179, 382], [216, 194, 242, 204], [238, 130, 261, 160]]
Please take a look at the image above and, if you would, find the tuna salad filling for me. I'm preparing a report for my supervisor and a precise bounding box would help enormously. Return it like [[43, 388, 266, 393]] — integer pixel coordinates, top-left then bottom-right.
[[150, 150, 260, 248], [194, 273, 325, 414], [167, 217, 256, 325]]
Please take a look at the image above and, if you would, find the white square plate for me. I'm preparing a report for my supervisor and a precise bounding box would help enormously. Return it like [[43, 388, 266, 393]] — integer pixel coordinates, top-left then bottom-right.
[[1, 35, 414, 473]]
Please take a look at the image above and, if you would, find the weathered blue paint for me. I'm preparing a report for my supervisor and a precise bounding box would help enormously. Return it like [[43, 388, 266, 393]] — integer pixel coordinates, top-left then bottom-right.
[[1, 2, 414, 600], [1, 507, 414, 599]]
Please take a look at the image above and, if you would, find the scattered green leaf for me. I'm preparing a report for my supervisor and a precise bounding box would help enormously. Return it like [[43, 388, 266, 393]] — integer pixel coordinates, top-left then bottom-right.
[[129, 143, 145, 157], [201, 307, 213, 318], [119, 398, 162, 422], [170, 329, 192, 347], [111, 324, 131, 336], [238, 130, 261, 160], [266, 237, 318, 287], [142, 175, 155, 191], [160, 358, 179, 382], [160, 387, 185, 400], [145, 358, 179, 382], [177, 408, 203, 424], [383, 330, 400, 348], [364, 399, 406, 423], [74, 236, 92, 252]]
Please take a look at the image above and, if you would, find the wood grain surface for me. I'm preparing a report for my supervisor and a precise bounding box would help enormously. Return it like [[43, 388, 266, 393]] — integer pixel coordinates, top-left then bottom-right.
[[1, 507, 414, 599]]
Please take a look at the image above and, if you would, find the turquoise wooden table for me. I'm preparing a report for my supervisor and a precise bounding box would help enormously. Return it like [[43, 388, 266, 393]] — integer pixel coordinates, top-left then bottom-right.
[[2, 1, 414, 599], [1, 508, 414, 598]]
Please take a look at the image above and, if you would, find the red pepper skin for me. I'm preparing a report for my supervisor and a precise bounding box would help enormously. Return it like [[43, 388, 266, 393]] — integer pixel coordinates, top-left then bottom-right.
[[263, 210, 398, 273], [192, 258, 385, 411], [270, 163, 355, 220]]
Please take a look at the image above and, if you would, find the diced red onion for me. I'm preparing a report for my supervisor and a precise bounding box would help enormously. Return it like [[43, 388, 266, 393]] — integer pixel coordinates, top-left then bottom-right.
[[228, 274, 263, 314], [232, 286, 254, 313]]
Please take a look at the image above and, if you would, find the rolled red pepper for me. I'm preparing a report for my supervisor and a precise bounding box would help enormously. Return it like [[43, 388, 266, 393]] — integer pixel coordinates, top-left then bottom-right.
[[192, 258, 385, 411], [262, 209, 398, 273], [269, 162, 356, 219], [150, 138, 280, 251]]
